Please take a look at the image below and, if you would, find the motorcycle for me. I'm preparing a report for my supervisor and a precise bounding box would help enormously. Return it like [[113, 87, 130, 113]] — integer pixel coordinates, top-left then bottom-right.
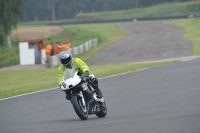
[[60, 69, 107, 120]]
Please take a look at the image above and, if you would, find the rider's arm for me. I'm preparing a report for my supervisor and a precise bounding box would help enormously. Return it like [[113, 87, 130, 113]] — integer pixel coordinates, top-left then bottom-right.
[[76, 58, 90, 74], [58, 65, 64, 86]]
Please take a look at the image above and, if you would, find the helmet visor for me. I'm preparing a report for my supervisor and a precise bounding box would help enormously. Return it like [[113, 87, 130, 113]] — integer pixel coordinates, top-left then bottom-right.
[[63, 59, 72, 68]]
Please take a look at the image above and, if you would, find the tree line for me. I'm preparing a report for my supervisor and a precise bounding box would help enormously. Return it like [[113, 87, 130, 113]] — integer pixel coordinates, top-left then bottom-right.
[[25, 0, 192, 22], [0, 0, 196, 47]]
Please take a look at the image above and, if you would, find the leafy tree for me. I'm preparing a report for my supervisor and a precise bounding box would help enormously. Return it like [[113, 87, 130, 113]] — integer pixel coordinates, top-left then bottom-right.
[[0, 0, 27, 47]]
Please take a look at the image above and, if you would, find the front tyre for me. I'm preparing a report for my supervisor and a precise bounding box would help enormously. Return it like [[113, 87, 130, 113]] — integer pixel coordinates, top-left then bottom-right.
[[96, 102, 107, 118], [71, 95, 88, 120]]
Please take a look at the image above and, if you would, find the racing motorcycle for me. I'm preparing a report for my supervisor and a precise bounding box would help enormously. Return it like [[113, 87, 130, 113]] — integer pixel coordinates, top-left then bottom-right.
[[60, 69, 107, 120]]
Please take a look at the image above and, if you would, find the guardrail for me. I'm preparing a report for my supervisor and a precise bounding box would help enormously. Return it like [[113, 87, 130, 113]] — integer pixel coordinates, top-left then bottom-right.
[[48, 38, 98, 68]]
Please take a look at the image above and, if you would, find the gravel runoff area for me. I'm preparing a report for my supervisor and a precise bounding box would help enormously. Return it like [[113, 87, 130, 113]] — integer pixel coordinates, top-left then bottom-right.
[[86, 21, 199, 65], [1, 21, 200, 71]]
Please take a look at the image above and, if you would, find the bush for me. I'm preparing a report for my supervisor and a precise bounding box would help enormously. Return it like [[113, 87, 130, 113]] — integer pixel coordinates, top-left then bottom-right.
[[0, 38, 20, 68]]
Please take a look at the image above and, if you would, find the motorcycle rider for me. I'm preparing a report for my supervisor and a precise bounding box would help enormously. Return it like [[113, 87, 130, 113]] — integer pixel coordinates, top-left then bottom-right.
[[58, 51, 104, 100]]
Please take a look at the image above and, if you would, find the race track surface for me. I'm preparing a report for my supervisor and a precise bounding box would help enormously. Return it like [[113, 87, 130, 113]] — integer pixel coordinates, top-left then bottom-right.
[[1, 58, 200, 133], [86, 21, 192, 65]]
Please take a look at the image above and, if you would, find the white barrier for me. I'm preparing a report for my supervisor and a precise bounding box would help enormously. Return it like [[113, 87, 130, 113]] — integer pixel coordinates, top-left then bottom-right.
[[48, 38, 98, 68]]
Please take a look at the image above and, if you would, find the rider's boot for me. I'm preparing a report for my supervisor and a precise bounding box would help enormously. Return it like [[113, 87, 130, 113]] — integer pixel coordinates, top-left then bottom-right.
[[96, 88, 105, 102], [96, 89, 103, 98], [91, 78, 104, 102]]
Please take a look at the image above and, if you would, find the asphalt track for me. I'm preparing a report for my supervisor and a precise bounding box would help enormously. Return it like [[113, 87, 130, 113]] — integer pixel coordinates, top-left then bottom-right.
[[1, 58, 200, 133], [86, 21, 191, 65]]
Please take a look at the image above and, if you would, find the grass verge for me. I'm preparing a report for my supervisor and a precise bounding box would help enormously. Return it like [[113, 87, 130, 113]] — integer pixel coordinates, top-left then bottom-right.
[[166, 19, 200, 55], [76, 1, 200, 20]]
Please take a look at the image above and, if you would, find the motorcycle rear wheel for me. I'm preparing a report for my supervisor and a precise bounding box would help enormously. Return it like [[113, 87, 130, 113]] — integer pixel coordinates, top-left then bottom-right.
[[71, 95, 88, 120]]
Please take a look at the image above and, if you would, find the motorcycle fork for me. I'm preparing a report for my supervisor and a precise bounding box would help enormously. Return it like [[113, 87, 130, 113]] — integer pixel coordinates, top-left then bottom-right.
[[77, 91, 86, 106]]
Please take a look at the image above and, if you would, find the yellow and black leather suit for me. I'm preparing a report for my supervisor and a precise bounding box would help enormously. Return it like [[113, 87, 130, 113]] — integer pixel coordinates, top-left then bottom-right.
[[58, 57, 89, 86]]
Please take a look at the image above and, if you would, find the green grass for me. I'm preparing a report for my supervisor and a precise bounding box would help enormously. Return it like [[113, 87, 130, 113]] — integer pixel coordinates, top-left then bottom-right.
[[61, 26, 104, 48], [0, 69, 58, 99], [166, 19, 200, 55], [0, 61, 174, 99], [43, 27, 101, 48], [76, 1, 200, 20], [90, 62, 175, 78]]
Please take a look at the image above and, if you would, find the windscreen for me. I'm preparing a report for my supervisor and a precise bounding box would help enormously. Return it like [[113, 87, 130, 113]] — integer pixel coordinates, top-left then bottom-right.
[[63, 69, 77, 80]]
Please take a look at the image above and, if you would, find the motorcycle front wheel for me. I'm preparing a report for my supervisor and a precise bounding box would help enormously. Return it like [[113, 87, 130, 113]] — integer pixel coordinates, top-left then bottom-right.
[[71, 95, 88, 120]]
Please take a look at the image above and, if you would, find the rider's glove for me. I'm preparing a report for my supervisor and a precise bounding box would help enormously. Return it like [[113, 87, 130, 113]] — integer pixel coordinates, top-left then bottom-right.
[[88, 74, 95, 82], [81, 71, 89, 81]]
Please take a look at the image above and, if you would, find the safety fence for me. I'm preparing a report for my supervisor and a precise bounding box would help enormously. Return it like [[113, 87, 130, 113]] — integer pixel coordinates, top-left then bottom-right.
[[47, 38, 98, 68]]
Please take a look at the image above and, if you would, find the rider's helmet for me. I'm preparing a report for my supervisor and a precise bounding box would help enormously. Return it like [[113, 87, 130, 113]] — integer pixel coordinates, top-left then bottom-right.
[[59, 51, 72, 68]]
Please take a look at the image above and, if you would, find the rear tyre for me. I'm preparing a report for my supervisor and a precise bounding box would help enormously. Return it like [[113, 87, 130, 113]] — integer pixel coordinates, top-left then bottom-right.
[[71, 95, 88, 120], [96, 102, 107, 118]]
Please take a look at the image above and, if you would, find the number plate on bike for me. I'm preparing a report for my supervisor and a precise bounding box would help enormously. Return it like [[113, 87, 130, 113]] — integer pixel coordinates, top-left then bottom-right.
[[82, 83, 88, 91]]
